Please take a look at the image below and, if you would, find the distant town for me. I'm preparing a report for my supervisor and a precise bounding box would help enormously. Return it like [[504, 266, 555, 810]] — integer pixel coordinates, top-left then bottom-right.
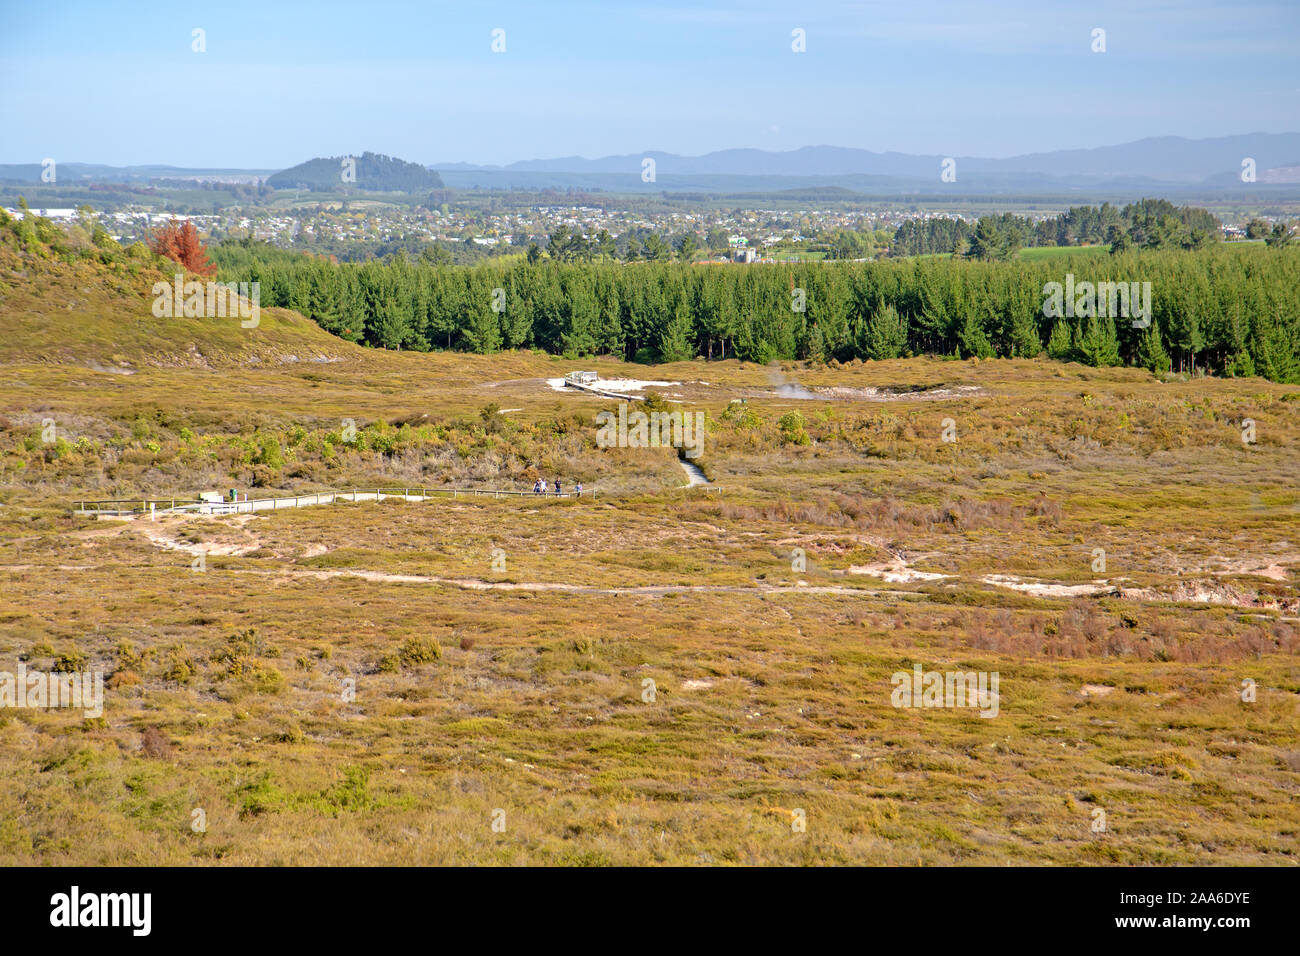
[[0, 191, 1283, 265]]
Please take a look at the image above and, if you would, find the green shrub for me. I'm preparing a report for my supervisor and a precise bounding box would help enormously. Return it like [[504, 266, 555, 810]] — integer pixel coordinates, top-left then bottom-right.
[[161, 645, 197, 684], [778, 412, 810, 445], [720, 400, 762, 429], [52, 649, 88, 673], [254, 434, 284, 469], [398, 636, 442, 668]]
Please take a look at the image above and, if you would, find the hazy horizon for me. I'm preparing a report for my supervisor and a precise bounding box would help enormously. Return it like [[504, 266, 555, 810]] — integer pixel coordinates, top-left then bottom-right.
[[2, 0, 1298, 168], [2, 130, 1294, 174]]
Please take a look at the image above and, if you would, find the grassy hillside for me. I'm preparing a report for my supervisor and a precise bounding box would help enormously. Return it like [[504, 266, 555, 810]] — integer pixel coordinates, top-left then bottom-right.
[[0, 218, 359, 370], [1, 222, 1297, 865]]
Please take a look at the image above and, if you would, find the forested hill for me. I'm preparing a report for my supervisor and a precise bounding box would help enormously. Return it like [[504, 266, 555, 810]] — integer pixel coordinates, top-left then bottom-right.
[[266, 152, 444, 192], [212, 242, 1300, 384]]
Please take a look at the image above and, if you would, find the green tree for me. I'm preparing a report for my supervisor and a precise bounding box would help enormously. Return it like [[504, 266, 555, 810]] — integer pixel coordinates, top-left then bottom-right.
[[957, 313, 995, 358], [857, 303, 908, 359], [657, 299, 695, 363], [1106, 225, 1131, 255], [1265, 221, 1296, 247], [965, 217, 1019, 261], [1046, 320, 1074, 360], [460, 276, 502, 353], [1249, 313, 1300, 383], [1007, 309, 1042, 357], [1076, 316, 1121, 367], [1134, 322, 1171, 374], [595, 230, 617, 260], [642, 234, 669, 262]]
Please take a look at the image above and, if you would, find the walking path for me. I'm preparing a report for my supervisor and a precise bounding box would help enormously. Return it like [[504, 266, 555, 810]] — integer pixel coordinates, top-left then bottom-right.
[[74, 486, 586, 518], [679, 460, 710, 487]]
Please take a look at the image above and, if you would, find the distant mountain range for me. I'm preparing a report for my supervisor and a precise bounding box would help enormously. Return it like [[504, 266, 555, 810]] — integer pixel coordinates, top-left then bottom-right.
[[432, 133, 1300, 192], [2, 133, 1297, 196], [437, 133, 1299, 180]]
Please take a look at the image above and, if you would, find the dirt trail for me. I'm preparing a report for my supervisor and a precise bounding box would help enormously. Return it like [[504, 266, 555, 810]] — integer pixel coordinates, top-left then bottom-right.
[[1209, 558, 1300, 582], [980, 574, 1114, 598], [847, 557, 949, 584], [137, 519, 261, 557], [2, 554, 1294, 614], [249, 566, 906, 597], [32, 510, 1295, 612]]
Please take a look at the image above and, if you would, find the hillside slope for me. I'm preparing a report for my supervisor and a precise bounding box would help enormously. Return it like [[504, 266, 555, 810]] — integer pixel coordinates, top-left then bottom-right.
[[0, 213, 362, 371], [266, 152, 444, 192]]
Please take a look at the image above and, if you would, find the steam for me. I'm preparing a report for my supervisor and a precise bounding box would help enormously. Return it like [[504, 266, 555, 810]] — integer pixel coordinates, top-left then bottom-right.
[[767, 365, 817, 400]]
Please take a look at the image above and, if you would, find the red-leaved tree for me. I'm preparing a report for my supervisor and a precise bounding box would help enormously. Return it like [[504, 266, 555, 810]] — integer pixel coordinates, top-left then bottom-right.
[[149, 218, 215, 275]]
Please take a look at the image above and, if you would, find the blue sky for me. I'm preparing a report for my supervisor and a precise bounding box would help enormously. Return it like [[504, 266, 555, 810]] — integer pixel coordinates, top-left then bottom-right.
[[1, 0, 1296, 167]]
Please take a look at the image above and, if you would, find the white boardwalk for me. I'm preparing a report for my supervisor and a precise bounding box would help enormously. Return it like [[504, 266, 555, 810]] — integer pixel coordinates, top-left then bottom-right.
[[75, 486, 585, 518]]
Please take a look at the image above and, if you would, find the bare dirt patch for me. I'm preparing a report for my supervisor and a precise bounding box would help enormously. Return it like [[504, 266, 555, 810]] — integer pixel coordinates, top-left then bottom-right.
[[981, 574, 1114, 598]]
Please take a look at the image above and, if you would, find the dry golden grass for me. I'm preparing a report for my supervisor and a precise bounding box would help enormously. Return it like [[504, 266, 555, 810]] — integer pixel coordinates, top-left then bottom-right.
[[1, 251, 1298, 865]]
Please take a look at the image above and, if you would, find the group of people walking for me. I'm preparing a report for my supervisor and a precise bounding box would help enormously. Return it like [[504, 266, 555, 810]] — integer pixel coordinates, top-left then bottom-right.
[[531, 478, 583, 497]]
